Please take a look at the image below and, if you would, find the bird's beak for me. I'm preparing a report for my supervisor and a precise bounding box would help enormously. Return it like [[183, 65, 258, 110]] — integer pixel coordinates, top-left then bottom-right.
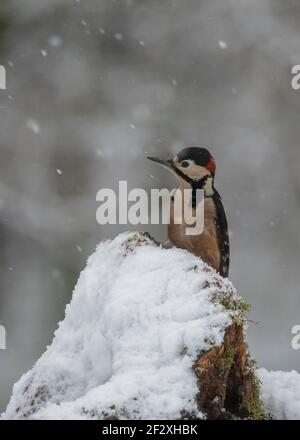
[[147, 157, 174, 171]]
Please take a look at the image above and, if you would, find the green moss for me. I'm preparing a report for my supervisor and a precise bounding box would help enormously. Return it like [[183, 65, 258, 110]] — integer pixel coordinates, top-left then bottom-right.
[[212, 290, 251, 326], [246, 355, 258, 371], [240, 372, 266, 420], [220, 343, 235, 375], [238, 354, 266, 420], [224, 344, 235, 370]]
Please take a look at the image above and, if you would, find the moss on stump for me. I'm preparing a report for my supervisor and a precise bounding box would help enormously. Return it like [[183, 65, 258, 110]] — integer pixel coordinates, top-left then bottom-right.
[[193, 324, 265, 420]]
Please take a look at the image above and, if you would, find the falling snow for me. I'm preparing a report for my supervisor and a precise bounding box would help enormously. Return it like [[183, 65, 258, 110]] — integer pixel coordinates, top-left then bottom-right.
[[114, 33, 124, 41], [48, 35, 63, 48], [218, 40, 228, 49], [26, 119, 40, 134]]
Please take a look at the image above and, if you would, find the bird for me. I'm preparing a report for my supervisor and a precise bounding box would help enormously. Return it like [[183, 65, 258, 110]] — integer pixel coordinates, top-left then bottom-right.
[[147, 147, 230, 277]]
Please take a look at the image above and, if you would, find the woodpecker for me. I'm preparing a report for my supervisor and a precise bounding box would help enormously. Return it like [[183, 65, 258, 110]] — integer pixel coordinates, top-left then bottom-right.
[[147, 147, 230, 277]]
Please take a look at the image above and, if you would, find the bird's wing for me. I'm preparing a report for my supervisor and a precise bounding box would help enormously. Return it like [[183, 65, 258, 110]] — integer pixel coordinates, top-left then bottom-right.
[[213, 189, 230, 277]]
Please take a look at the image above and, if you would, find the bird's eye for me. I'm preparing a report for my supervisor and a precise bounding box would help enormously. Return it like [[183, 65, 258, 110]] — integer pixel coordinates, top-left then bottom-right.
[[181, 161, 190, 168]]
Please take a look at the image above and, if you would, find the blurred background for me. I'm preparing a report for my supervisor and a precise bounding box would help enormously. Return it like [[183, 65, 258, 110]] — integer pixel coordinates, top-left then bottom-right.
[[0, 0, 300, 412]]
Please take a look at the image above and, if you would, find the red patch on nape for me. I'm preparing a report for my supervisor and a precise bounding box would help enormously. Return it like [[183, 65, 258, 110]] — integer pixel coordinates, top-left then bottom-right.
[[206, 157, 216, 174]]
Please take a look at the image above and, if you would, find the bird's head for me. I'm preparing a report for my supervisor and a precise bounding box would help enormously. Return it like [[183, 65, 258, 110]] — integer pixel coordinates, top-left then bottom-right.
[[147, 147, 216, 187]]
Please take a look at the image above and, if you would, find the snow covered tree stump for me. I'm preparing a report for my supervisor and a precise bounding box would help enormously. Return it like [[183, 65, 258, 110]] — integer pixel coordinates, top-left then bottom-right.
[[1, 232, 265, 420]]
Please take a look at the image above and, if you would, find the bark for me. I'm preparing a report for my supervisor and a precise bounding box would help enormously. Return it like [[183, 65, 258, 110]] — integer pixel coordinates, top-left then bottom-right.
[[193, 324, 265, 420]]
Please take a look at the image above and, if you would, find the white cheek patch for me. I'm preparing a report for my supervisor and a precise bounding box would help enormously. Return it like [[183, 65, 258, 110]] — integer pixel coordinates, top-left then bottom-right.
[[188, 159, 195, 166], [189, 165, 210, 179]]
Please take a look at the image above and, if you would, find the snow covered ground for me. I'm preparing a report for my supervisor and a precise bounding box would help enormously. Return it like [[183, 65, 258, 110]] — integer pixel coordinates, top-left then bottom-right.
[[2, 231, 300, 420], [258, 369, 300, 420]]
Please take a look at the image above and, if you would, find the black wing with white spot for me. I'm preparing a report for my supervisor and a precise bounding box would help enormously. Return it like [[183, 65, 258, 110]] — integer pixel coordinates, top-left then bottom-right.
[[213, 189, 230, 278]]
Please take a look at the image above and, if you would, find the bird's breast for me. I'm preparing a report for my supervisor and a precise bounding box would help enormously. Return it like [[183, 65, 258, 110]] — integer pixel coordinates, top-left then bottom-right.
[[168, 195, 221, 272]]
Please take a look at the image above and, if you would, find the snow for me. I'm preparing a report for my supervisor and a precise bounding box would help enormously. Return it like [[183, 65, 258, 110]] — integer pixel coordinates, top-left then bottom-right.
[[2, 232, 234, 420], [258, 368, 300, 420], [3, 231, 300, 420], [48, 35, 62, 48], [26, 118, 40, 134], [114, 33, 124, 41], [218, 40, 228, 49]]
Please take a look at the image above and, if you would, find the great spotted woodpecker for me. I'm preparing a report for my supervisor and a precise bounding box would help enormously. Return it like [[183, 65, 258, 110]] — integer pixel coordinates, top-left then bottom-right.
[[148, 147, 230, 277]]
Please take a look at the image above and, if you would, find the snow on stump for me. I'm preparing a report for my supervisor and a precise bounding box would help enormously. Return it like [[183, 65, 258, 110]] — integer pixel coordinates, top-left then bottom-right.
[[2, 232, 265, 420]]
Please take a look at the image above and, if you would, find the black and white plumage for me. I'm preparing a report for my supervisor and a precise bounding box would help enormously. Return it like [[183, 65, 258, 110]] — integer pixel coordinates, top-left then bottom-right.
[[148, 147, 230, 277], [212, 188, 230, 277]]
